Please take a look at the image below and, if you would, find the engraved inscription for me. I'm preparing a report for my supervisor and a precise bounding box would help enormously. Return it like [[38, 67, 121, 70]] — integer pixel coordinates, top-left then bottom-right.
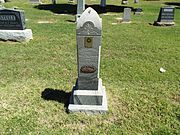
[[80, 65, 96, 73], [164, 9, 173, 12], [0, 15, 16, 21], [84, 37, 93, 48]]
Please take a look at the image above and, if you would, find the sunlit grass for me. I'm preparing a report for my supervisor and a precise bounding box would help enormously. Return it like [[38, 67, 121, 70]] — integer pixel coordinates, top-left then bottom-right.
[[0, 0, 179, 134]]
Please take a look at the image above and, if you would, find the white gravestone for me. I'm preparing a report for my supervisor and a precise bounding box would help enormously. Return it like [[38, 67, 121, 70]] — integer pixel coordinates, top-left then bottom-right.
[[76, 0, 85, 22], [123, 8, 131, 23], [68, 7, 108, 113]]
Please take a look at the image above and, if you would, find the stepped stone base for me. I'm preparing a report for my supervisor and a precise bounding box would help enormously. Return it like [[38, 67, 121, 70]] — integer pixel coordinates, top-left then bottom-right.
[[0, 29, 33, 42], [153, 21, 175, 26], [68, 78, 108, 114]]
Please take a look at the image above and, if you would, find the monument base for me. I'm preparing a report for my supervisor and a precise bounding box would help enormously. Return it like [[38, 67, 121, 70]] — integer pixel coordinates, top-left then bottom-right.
[[0, 29, 33, 42], [116, 18, 131, 24], [153, 21, 175, 26], [68, 78, 108, 114]]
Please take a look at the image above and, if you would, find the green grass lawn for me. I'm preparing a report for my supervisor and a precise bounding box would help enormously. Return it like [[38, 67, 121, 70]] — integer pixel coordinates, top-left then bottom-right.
[[0, 0, 180, 134]]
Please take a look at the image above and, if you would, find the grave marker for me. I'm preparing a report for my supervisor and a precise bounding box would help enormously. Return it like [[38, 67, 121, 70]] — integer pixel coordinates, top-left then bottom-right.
[[68, 7, 108, 113], [76, 0, 85, 22], [100, 0, 106, 7], [0, 8, 32, 42], [0, 8, 25, 30], [123, 8, 131, 23], [154, 7, 175, 26]]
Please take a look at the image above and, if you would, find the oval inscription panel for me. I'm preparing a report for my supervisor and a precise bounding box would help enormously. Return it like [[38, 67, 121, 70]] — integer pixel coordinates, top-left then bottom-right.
[[80, 65, 96, 73]]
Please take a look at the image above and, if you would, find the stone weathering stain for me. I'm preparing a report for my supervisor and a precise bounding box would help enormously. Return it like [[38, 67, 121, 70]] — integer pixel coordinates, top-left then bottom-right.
[[68, 7, 108, 113]]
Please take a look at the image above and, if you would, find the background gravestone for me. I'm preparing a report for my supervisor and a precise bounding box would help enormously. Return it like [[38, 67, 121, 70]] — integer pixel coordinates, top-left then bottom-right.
[[123, 8, 131, 23], [76, 0, 85, 22], [154, 6, 175, 26], [0, 8, 33, 42], [0, 8, 25, 30], [68, 7, 108, 113], [100, 0, 106, 7]]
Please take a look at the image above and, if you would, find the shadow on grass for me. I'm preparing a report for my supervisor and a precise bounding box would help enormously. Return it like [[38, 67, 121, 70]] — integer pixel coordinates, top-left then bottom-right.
[[41, 88, 71, 110], [34, 4, 133, 15], [164, 2, 180, 9]]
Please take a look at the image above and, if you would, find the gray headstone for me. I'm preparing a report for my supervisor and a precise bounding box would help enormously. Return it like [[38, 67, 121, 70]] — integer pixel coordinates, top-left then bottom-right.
[[100, 0, 106, 7], [0, 8, 26, 30], [68, 7, 108, 113], [123, 8, 131, 22], [157, 7, 175, 23], [77, 0, 85, 14], [76, 0, 85, 22], [154, 6, 175, 26]]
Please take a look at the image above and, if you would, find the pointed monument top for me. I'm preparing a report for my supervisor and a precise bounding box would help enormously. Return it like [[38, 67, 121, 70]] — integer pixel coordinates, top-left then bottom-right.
[[77, 7, 102, 30]]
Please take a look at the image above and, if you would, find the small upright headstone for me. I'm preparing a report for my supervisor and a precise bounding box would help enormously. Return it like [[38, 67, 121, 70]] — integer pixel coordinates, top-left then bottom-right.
[[68, 7, 108, 113], [122, 0, 128, 5], [123, 8, 131, 23], [29, 0, 42, 4], [154, 7, 175, 26], [0, 8, 33, 42], [76, 0, 85, 22], [100, 0, 106, 7]]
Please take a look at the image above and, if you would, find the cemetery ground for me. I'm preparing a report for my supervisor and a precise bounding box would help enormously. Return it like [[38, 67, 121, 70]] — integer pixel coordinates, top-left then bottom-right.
[[0, 0, 179, 134]]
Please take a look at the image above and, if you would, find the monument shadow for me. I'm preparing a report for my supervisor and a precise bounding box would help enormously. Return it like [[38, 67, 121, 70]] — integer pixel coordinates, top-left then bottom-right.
[[41, 88, 71, 110], [34, 4, 134, 15], [164, 2, 180, 9]]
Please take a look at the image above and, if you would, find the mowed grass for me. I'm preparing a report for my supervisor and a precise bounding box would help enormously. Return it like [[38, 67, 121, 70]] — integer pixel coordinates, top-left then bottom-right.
[[0, 0, 180, 134]]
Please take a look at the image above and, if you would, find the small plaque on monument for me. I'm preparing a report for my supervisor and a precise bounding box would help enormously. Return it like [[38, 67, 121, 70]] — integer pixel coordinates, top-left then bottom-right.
[[0, 8, 25, 30]]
